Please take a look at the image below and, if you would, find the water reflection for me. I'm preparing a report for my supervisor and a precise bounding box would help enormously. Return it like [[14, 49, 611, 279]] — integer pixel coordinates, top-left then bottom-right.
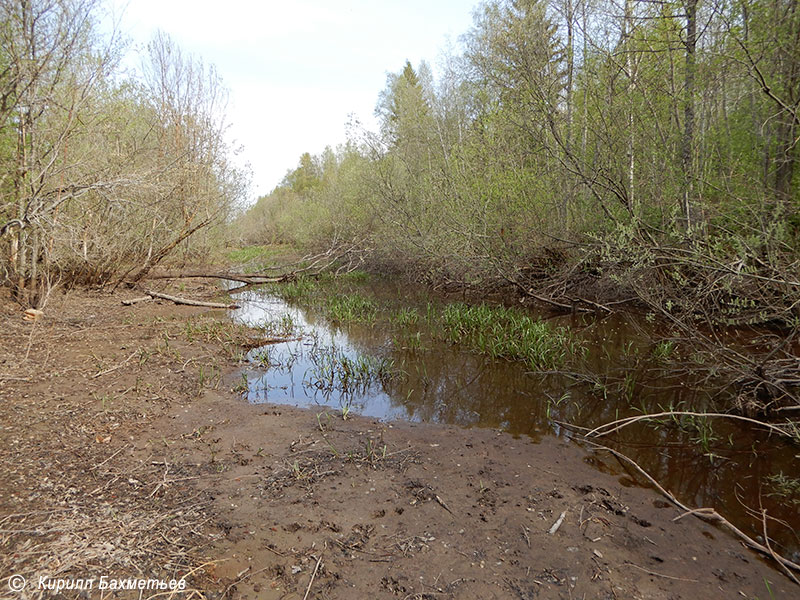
[[228, 283, 799, 558]]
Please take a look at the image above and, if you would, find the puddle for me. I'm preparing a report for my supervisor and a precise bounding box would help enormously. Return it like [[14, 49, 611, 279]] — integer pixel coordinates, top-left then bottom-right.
[[227, 280, 800, 558]]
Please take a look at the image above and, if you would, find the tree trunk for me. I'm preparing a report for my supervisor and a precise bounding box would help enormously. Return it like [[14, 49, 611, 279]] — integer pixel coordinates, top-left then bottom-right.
[[681, 0, 697, 231]]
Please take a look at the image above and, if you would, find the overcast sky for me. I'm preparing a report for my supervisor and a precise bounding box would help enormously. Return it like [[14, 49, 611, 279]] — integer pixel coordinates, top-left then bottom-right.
[[110, 0, 479, 201]]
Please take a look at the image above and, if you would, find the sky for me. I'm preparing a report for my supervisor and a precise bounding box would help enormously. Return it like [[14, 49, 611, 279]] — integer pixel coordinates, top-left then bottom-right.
[[109, 0, 480, 202]]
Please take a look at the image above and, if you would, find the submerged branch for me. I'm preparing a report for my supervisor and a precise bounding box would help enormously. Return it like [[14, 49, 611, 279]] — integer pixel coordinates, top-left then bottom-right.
[[584, 440, 800, 579], [585, 411, 799, 441]]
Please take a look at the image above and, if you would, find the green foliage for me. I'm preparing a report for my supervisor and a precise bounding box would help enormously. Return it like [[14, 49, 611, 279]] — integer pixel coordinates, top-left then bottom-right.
[[226, 245, 285, 265], [229, 0, 800, 333], [438, 302, 580, 370], [324, 294, 378, 324]]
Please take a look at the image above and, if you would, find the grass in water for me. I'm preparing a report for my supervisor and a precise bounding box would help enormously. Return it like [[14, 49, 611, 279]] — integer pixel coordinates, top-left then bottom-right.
[[275, 276, 318, 303], [324, 293, 378, 324], [438, 302, 580, 370], [306, 347, 395, 394], [765, 472, 800, 506]]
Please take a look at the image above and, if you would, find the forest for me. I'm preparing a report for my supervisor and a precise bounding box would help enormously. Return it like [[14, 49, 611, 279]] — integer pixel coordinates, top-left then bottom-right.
[[240, 0, 798, 320]]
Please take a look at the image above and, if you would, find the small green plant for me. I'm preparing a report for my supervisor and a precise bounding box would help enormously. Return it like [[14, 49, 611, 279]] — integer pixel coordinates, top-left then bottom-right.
[[545, 392, 570, 420], [196, 364, 220, 390], [93, 392, 115, 411], [652, 340, 676, 362], [233, 372, 249, 395], [765, 472, 800, 505], [393, 331, 425, 352], [275, 276, 317, 303], [316, 410, 332, 431], [391, 307, 420, 328]]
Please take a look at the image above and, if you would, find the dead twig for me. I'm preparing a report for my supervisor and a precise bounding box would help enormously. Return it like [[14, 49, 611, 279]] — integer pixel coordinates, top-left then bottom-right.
[[548, 511, 567, 535], [434, 494, 453, 514], [92, 444, 127, 469], [220, 565, 272, 599], [623, 562, 699, 582], [303, 554, 323, 600], [91, 351, 137, 379], [585, 440, 800, 578]]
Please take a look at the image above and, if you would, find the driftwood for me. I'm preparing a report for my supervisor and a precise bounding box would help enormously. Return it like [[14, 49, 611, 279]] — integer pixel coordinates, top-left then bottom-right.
[[122, 291, 239, 309], [146, 290, 239, 309]]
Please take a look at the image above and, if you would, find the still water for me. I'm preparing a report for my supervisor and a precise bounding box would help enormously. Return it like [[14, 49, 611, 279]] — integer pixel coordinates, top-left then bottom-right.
[[227, 279, 799, 559]]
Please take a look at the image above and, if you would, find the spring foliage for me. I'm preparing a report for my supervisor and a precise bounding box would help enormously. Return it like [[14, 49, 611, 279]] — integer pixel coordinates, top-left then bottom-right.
[[235, 0, 799, 327]]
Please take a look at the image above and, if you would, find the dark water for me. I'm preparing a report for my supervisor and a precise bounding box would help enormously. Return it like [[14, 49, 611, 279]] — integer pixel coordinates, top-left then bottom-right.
[[227, 279, 800, 560]]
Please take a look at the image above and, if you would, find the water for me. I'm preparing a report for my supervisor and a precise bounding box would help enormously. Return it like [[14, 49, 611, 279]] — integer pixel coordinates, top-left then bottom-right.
[[227, 279, 800, 559]]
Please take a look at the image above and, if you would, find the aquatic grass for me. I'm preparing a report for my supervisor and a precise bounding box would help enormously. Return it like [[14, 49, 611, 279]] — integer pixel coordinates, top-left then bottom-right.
[[305, 346, 396, 395], [765, 473, 800, 506], [254, 312, 300, 338], [317, 269, 371, 284], [274, 276, 318, 303], [391, 307, 420, 328], [652, 340, 676, 362], [438, 302, 580, 370], [392, 330, 426, 352], [324, 293, 378, 324]]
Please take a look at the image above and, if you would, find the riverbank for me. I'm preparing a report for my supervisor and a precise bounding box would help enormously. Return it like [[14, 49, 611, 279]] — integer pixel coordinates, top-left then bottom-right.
[[0, 281, 795, 599]]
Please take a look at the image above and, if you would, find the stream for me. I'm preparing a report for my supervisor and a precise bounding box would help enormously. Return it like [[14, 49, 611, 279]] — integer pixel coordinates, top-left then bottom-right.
[[226, 277, 800, 560]]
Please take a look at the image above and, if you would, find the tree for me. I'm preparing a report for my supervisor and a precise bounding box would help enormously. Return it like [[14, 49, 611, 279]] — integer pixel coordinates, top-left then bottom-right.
[[0, 0, 123, 304]]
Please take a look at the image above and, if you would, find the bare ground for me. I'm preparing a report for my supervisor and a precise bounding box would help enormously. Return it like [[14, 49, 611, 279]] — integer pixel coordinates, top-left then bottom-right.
[[0, 282, 796, 599]]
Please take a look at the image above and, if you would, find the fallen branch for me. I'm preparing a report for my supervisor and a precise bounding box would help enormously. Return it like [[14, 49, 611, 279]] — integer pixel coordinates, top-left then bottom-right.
[[146, 272, 290, 285], [585, 440, 800, 578], [122, 296, 153, 306], [144, 239, 372, 289], [143, 290, 239, 309]]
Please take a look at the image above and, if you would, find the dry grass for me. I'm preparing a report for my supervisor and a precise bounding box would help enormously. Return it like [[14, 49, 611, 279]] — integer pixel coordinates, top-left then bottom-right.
[[0, 284, 246, 596]]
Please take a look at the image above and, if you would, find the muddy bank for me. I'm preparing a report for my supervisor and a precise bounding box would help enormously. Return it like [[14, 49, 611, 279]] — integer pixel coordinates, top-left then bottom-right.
[[0, 283, 795, 598]]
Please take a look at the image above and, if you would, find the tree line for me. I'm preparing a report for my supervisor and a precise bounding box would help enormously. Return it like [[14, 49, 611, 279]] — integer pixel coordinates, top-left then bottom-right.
[[0, 0, 247, 307], [236, 0, 799, 331]]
